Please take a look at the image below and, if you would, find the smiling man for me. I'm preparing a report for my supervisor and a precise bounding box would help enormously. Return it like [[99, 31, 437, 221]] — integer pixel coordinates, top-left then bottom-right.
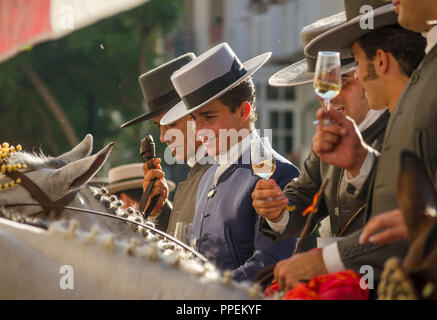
[[161, 43, 300, 281], [121, 53, 212, 235]]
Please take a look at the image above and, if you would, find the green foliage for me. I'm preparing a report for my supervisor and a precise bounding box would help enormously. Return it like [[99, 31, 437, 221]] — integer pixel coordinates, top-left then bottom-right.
[[0, 0, 184, 174]]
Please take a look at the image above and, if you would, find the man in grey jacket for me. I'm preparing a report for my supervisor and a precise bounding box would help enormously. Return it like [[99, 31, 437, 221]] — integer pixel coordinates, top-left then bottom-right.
[[257, 0, 427, 291], [121, 53, 212, 235]]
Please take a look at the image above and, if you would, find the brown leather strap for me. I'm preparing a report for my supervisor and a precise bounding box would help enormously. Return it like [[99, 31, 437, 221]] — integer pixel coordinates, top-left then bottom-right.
[[4, 170, 77, 214]]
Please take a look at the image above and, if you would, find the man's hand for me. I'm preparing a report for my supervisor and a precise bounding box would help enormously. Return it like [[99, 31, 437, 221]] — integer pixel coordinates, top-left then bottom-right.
[[312, 108, 369, 177], [274, 250, 328, 291], [251, 179, 289, 222], [142, 158, 169, 217], [359, 209, 409, 245]]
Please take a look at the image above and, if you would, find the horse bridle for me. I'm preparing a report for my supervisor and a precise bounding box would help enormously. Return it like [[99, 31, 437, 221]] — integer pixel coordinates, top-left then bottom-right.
[[2, 169, 209, 263]]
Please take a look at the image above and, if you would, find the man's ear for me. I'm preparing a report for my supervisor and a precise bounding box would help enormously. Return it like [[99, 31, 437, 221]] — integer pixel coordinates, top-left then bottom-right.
[[376, 49, 389, 74], [239, 101, 251, 123]]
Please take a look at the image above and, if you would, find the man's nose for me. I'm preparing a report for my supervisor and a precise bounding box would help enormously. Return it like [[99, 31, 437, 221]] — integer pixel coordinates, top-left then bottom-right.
[[160, 126, 167, 143]]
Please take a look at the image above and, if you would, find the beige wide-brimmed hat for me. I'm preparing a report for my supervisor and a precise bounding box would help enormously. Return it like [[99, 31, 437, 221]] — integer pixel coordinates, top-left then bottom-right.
[[160, 42, 271, 126], [107, 163, 175, 194], [305, 0, 397, 59], [269, 12, 356, 87]]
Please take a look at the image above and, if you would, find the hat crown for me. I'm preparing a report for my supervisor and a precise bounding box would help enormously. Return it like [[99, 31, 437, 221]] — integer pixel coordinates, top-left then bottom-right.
[[171, 43, 245, 98], [108, 163, 144, 184], [344, 0, 389, 21], [138, 53, 195, 111]]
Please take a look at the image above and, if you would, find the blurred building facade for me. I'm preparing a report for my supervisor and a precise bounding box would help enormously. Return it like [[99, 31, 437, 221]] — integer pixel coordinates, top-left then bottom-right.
[[162, 0, 344, 168]]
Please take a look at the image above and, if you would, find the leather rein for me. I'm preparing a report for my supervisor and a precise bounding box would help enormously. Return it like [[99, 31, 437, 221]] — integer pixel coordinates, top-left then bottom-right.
[[2, 169, 208, 263]]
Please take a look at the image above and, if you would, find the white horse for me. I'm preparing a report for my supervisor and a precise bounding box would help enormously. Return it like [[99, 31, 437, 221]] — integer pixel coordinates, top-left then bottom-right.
[[0, 135, 260, 299]]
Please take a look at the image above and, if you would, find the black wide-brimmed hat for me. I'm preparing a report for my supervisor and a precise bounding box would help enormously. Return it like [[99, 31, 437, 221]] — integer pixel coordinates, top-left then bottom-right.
[[121, 53, 196, 128], [305, 0, 397, 59], [269, 12, 356, 87], [160, 42, 271, 126]]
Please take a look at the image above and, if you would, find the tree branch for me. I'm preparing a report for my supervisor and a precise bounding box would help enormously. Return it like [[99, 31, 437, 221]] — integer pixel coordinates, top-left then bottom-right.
[[21, 64, 79, 147]]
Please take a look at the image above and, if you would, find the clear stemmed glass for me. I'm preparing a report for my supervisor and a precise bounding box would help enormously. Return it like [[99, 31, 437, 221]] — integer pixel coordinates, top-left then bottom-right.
[[314, 51, 342, 124], [251, 137, 276, 180]]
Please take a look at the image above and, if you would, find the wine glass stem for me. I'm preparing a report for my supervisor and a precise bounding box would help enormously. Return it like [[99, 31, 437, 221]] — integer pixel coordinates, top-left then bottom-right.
[[324, 99, 331, 111]]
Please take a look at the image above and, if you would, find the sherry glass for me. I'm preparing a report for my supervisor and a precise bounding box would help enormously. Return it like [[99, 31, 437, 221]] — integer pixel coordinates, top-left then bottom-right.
[[251, 137, 276, 180], [314, 51, 342, 124]]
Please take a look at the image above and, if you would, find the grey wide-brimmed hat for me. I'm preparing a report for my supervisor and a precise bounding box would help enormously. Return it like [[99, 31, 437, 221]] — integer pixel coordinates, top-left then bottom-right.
[[305, 0, 398, 59], [120, 53, 196, 128], [160, 42, 271, 126], [269, 12, 356, 87]]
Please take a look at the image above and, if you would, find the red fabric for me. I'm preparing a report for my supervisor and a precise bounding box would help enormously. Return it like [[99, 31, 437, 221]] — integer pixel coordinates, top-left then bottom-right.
[[264, 270, 369, 300], [0, 0, 52, 59]]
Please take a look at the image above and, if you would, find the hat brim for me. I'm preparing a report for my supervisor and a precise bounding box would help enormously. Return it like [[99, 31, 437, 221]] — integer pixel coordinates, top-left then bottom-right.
[[305, 4, 398, 59], [107, 179, 143, 194], [269, 59, 357, 87], [120, 99, 179, 128], [160, 52, 271, 126]]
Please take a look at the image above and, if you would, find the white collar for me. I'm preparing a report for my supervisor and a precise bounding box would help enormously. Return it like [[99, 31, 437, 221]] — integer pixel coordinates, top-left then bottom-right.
[[357, 108, 387, 133], [423, 26, 437, 54], [215, 129, 258, 166]]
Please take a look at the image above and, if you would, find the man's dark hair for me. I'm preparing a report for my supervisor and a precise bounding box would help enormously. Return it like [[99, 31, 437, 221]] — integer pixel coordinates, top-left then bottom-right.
[[217, 77, 258, 123], [357, 24, 426, 77]]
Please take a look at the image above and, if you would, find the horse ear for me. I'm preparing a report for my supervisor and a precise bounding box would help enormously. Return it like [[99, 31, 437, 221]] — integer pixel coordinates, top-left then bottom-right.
[[396, 151, 437, 239], [51, 142, 114, 194], [57, 134, 93, 164]]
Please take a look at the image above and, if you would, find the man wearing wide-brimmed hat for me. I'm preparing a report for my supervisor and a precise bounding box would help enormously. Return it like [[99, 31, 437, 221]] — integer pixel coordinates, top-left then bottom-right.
[[252, 9, 390, 272], [270, 0, 428, 291], [358, 0, 437, 246], [160, 42, 300, 281], [121, 53, 212, 235]]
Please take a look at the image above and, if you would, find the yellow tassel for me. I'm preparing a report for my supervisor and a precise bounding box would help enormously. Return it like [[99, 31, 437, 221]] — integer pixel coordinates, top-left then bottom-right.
[[11, 164, 16, 171], [4, 183, 9, 189], [22, 164, 27, 169], [2, 142, 9, 149], [7, 164, 12, 173], [16, 178, 21, 184], [16, 164, 22, 169], [16, 145, 22, 151], [10, 181, 15, 187], [0, 184, 2, 190], [1, 164, 6, 173], [9, 146, 15, 153]]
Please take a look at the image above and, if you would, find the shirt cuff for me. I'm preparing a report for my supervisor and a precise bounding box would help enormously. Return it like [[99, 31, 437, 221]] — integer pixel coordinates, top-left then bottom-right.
[[344, 150, 376, 192], [322, 242, 346, 273], [266, 209, 289, 234]]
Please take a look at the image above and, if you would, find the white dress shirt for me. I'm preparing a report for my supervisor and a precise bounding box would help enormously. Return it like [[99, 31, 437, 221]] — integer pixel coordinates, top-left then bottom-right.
[[424, 26, 437, 54], [213, 129, 258, 186]]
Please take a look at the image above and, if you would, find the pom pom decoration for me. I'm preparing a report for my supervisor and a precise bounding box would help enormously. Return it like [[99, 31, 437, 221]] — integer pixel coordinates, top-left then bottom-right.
[[0, 142, 27, 192]]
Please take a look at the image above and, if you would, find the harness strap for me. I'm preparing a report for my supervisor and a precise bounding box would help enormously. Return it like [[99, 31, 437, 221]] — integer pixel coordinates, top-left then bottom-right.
[[4, 170, 77, 214]]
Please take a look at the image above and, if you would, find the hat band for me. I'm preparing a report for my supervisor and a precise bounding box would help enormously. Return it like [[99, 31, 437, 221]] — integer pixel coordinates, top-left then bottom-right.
[[147, 89, 181, 111], [181, 58, 247, 110]]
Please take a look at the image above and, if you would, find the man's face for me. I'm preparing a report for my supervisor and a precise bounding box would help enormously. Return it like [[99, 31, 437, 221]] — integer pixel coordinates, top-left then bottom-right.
[[326, 71, 370, 125], [351, 41, 387, 110], [191, 100, 245, 157], [391, 0, 437, 32], [152, 112, 200, 162]]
